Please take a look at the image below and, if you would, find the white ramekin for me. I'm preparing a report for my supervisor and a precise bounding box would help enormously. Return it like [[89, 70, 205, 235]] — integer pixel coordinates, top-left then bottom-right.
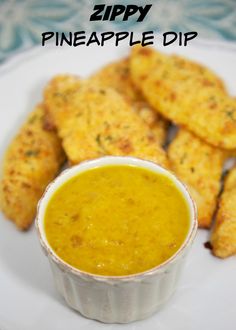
[[36, 156, 197, 323]]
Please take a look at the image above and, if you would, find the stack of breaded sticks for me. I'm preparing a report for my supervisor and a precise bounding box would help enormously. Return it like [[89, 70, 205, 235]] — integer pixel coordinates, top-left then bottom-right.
[[1, 46, 236, 259]]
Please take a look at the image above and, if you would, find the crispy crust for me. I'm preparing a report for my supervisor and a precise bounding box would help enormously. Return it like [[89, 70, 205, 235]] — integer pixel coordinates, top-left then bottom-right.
[[0, 104, 65, 230], [211, 167, 236, 257], [130, 46, 236, 150], [90, 58, 168, 145], [168, 130, 225, 228], [44, 74, 81, 130], [44, 76, 169, 168]]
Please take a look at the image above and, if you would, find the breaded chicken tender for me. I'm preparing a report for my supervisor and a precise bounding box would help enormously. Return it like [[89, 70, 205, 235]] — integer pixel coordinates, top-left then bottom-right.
[[44, 76, 169, 168], [211, 167, 236, 257], [168, 130, 225, 228], [0, 104, 65, 230], [130, 47, 236, 150], [130, 46, 225, 92], [44, 74, 81, 130], [90, 58, 168, 145]]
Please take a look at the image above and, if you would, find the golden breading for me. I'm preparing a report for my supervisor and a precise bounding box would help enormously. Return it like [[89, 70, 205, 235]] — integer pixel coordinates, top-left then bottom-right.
[[211, 167, 236, 258], [130, 46, 225, 92], [44, 74, 81, 130], [130, 46, 236, 150], [88, 58, 168, 145], [90, 58, 143, 103], [171, 55, 225, 91], [44, 77, 169, 168], [0, 104, 65, 230], [168, 130, 225, 228]]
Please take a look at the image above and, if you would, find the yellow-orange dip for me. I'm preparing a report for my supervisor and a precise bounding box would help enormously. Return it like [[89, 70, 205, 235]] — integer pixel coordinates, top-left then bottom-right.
[[44, 165, 190, 276]]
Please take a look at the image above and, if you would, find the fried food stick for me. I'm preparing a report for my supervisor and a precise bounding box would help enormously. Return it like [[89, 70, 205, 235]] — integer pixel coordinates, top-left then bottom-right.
[[211, 167, 236, 257], [130, 46, 236, 150], [0, 104, 65, 230], [130, 46, 225, 93], [44, 76, 169, 168], [168, 130, 225, 228], [90, 58, 168, 145], [43, 74, 81, 130]]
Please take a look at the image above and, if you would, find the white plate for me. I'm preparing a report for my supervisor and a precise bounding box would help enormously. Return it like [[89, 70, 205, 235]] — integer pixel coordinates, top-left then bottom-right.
[[0, 39, 236, 330]]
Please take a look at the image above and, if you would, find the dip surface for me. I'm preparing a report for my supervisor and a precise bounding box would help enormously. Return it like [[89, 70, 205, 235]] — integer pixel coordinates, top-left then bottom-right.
[[44, 165, 190, 276]]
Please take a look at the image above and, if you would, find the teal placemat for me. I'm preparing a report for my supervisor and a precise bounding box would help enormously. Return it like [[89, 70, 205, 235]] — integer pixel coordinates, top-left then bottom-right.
[[0, 0, 235, 62]]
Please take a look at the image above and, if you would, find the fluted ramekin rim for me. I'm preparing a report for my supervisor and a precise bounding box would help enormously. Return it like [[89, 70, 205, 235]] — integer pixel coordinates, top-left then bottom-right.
[[36, 156, 197, 282]]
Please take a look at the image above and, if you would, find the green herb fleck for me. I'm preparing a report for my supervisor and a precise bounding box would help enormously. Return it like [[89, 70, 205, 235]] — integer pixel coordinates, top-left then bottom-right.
[[180, 153, 187, 164], [105, 135, 113, 141], [95, 134, 108, 153], [96, 134, 101, 145], [25, 150, 39, 157], [226, 109, 236, 121]]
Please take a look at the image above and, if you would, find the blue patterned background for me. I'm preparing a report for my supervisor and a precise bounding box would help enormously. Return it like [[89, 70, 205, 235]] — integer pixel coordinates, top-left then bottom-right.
[[0, 0, 235, 62]]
